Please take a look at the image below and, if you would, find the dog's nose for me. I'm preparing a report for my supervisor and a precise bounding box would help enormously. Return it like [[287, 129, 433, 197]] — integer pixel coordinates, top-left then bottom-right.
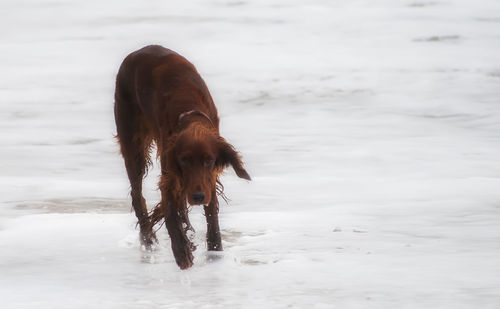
[[192, 192, 206, 204]]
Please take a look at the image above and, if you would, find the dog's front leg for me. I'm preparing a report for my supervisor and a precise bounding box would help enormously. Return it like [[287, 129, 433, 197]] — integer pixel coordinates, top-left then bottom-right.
[[163, 200, 194, 269], [179, 206, 195, 234], [204, 194, 222, 251]]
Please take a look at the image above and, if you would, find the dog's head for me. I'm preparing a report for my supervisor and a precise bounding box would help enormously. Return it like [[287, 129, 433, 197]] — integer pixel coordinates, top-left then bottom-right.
[[166, 125, 250, 205]]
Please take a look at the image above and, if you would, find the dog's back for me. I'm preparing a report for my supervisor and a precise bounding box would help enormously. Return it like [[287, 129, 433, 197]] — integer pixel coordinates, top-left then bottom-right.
[[115, 45, 218, 135]]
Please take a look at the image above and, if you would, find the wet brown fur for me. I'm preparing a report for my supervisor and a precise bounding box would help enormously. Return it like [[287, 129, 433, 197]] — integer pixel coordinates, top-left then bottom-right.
[[114, 45, 250, 269]]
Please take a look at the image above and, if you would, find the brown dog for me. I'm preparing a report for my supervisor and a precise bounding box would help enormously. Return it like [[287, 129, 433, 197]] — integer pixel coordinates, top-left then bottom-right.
[[114, 45, 250, 269]]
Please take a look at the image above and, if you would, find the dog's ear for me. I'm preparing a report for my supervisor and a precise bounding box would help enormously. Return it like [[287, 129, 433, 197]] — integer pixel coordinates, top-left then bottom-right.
[[216, 138, 251, 180]]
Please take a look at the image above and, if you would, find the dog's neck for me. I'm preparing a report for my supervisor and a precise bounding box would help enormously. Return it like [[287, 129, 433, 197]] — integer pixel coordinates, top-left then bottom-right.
[[177, 110, 214, 128]]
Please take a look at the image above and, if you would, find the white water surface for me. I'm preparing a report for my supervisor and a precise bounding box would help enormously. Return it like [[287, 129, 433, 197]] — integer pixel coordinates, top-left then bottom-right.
[[1, 0, 500, 308]]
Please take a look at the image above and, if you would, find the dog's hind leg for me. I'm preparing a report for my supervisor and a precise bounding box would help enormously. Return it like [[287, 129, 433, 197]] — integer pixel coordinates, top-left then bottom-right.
[[115, 95, 156, 249]]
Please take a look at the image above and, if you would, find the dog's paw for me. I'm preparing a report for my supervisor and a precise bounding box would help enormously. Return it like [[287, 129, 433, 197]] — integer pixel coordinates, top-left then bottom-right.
[[173, 244, 194, 269], [140, 230, 158, 251]]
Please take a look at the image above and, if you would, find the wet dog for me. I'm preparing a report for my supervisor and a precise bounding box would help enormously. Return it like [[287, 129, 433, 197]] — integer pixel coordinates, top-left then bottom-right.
[[114, 45, 250, 269]]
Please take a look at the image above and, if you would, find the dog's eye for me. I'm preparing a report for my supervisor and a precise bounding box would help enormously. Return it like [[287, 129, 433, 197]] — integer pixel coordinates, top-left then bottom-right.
[[179, 158, 189, 167], [204, 158, 214, 167]]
